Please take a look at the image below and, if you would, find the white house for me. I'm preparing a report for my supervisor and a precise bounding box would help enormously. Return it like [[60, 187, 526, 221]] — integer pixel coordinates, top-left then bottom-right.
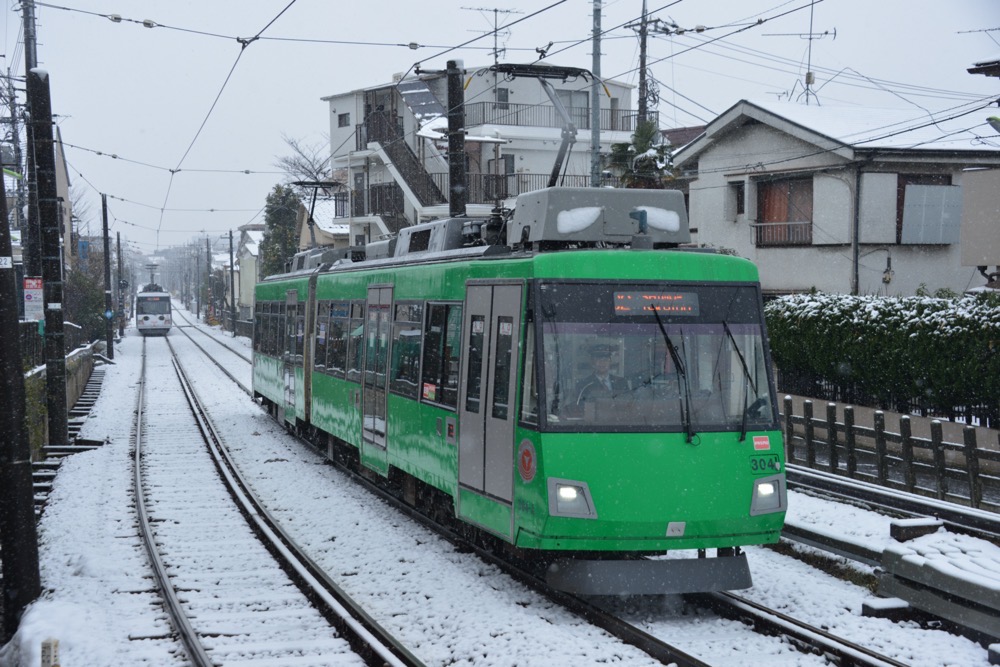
[[322, 62, 637, 244], [295, 197, 350, 251], [672, 99, 1000, 297], [235, 224, 264, 320]]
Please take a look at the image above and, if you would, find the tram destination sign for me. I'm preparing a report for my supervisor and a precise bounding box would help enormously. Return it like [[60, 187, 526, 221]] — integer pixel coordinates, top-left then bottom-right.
[[613, 291, 699, 316]]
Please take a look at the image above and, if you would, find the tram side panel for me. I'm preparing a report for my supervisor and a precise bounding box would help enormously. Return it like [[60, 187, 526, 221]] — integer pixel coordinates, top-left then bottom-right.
[[256, 251, 787, 558]]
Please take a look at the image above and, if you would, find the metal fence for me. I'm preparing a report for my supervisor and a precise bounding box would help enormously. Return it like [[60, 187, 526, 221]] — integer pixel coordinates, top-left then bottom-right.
[[777, 367, 998, 429], [782, 397, 1000, 512], [19, 320, 87, 371]]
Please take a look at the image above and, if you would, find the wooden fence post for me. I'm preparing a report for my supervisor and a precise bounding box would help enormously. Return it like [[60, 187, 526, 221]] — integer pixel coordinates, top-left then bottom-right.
[[874, 411, 888, 485], [804, 400, 815, 467], [963, 426, 982, 509], [845, 406, 857, 478], [783, 395, 795, 463], [826, 402, 839, 473], [900, 416, 915, 493], [931, 420, 947, 500]]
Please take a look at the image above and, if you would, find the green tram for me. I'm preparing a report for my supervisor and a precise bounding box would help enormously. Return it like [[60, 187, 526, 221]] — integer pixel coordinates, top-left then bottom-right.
[[253, 187, 787, 594]]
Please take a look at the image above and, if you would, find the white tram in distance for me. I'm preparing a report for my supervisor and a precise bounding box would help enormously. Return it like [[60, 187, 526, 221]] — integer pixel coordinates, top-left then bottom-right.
[[135, 285, 172, 336]]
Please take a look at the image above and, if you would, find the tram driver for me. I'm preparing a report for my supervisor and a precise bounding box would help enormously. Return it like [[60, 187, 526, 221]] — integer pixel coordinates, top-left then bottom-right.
[[574, 343, 629, 410]]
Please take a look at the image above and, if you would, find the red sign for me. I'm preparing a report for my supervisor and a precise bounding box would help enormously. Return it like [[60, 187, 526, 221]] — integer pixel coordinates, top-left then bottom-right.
[[753, 435, 771, 451], [517, 440, 536, 483], [23, 276, 43, 321]]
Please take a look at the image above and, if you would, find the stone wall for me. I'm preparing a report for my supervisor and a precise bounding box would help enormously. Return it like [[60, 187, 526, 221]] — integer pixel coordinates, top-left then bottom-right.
[[23, 344, 95, 459]]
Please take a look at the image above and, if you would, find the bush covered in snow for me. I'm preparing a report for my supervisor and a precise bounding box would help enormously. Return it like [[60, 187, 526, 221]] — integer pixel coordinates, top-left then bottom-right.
[[764, 291, 1000, 415]]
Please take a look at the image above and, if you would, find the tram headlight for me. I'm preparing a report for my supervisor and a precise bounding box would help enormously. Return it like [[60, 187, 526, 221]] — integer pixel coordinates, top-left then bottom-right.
[[547, 478, 597, 519], [750, 474, 787, 516]]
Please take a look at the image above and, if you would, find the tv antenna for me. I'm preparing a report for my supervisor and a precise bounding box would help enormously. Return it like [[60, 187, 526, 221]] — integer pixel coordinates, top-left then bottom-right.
[[763, 0, 835, 105], [462, 6, 522, 66]]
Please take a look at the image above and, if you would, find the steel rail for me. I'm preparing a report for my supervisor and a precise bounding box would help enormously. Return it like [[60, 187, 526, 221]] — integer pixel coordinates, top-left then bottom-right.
[[132, 338, 214, 667], [167, 336, 423, 667]]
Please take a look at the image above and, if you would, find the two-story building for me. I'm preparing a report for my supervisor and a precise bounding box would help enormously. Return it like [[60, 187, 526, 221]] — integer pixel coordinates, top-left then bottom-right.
[[672, 99, 1000, 296], [322, 62, 637, 244]]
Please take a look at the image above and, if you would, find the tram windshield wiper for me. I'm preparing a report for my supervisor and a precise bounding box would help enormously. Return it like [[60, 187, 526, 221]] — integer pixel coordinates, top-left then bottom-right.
[[723, 321, 757, 442], [652, 308, 695, 444]]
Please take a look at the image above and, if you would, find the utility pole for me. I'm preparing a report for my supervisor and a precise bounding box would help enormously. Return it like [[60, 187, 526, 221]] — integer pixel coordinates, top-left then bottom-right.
[[117, 232, 124, 336], [101, 194, 114, 359], [195, 246, 201, 319], [205, 237, 211, 321], [637, 1, 649, 124], [4, 70, 26, 231], [229, 230, 236, 336], [0, 173, 42, 644], [590, 0, 602, 187], [22, 1, 40, 276], [29, 69, 67, 448], [446, 60, 468, 218]]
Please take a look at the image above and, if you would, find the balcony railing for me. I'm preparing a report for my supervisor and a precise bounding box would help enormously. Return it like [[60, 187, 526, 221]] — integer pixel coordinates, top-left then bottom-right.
[[430, 172, 623, 204], [751, 221, 813, 246], [465, 102, 636, 132], [332, 173, 625, 223]]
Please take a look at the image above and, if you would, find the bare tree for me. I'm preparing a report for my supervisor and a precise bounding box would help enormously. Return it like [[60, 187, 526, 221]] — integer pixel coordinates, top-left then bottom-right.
[[274, 134, 331, 185]]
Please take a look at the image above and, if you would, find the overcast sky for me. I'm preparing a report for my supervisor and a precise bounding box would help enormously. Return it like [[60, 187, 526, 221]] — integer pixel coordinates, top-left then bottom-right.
[[2, 0, 997, 256]]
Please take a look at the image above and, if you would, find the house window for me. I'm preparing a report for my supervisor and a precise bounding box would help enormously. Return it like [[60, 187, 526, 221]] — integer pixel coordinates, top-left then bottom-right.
[[556, 89, 590, 129], [896, 173, 953, 244], [495, 87, 509, 110], [755, 177, 813, 246], [727, 181, 745, 221], [338, 112, 350, 128]]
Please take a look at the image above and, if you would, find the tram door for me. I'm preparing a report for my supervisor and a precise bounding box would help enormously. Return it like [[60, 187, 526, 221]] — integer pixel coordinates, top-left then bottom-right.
[[282, 290, 298, 424], [458, 282, 522, 509], [361, 285, 392, 472]]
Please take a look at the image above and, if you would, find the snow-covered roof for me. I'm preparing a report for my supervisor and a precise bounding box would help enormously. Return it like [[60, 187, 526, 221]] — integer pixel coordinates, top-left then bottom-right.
[[674, 98, 1000, 165], [307, 198, 349, 237], [750, 98, 998, 151]]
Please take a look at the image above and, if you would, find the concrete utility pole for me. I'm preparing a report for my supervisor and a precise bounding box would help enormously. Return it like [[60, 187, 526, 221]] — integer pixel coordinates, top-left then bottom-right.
[[102, 194, 114, 359], [29, 68, 67, 447], [205, 237, 211, 320], [590, 0, 602, 187], [22, 0, 41, 276], [637, 0, 649, 124], [117, 232, 124, 336], [0, 174, 42, 643], [4, 71, 26, 231], [446, 60, 468, 218], [229, 230, 236, 336]]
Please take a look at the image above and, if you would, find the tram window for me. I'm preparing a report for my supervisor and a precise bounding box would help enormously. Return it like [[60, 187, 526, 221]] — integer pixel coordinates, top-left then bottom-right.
[[327, 301, 350, 378], [315, 301, 329, 372], [389, 302, 423, 399], [421, 303, 462, 409], [346, 302, 365, 383], [295, 315, 305, 364], [277, 304, 285, 357], [491, 316, 514, 420], [520, 323, 538, 425], [465, 315, 486, 414]]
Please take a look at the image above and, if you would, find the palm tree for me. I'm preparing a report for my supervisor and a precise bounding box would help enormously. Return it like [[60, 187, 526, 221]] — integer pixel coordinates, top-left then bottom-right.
[[608, 120, 673, 189]]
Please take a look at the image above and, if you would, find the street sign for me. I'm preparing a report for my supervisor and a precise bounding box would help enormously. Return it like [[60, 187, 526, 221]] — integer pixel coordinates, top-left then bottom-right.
[[23, 277, 43, 321], [104, 310, 114, 320]]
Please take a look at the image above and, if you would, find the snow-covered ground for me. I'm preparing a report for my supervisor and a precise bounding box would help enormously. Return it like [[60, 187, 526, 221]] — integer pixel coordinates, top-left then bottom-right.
[[2, 319, 997, 666]]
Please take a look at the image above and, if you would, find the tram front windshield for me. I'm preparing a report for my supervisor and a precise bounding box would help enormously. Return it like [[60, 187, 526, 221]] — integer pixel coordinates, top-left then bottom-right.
[[137, 297, 170, 315], [534, 282, 775, 433]]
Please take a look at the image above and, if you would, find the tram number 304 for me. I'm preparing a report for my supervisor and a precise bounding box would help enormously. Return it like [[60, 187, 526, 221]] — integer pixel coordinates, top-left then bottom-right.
[[750, 454, 781, 474]]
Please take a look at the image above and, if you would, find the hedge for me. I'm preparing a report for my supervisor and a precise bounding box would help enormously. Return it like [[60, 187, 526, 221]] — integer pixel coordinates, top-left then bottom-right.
[[764, 291, 1000, 418]]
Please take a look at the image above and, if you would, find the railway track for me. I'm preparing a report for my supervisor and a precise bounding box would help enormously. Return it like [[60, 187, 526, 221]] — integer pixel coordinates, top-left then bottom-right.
[[134, 336, 420, 666], [177, 316, 989, 665]]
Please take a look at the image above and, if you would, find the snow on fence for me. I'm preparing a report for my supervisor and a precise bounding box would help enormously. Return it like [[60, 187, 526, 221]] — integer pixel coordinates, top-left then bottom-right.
[[781, 397, 1000, 512]]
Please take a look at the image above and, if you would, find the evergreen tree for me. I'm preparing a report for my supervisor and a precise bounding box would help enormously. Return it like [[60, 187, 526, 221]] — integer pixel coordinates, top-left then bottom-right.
[[259, 184, 301, 277], [608, 120, 674, 189]]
